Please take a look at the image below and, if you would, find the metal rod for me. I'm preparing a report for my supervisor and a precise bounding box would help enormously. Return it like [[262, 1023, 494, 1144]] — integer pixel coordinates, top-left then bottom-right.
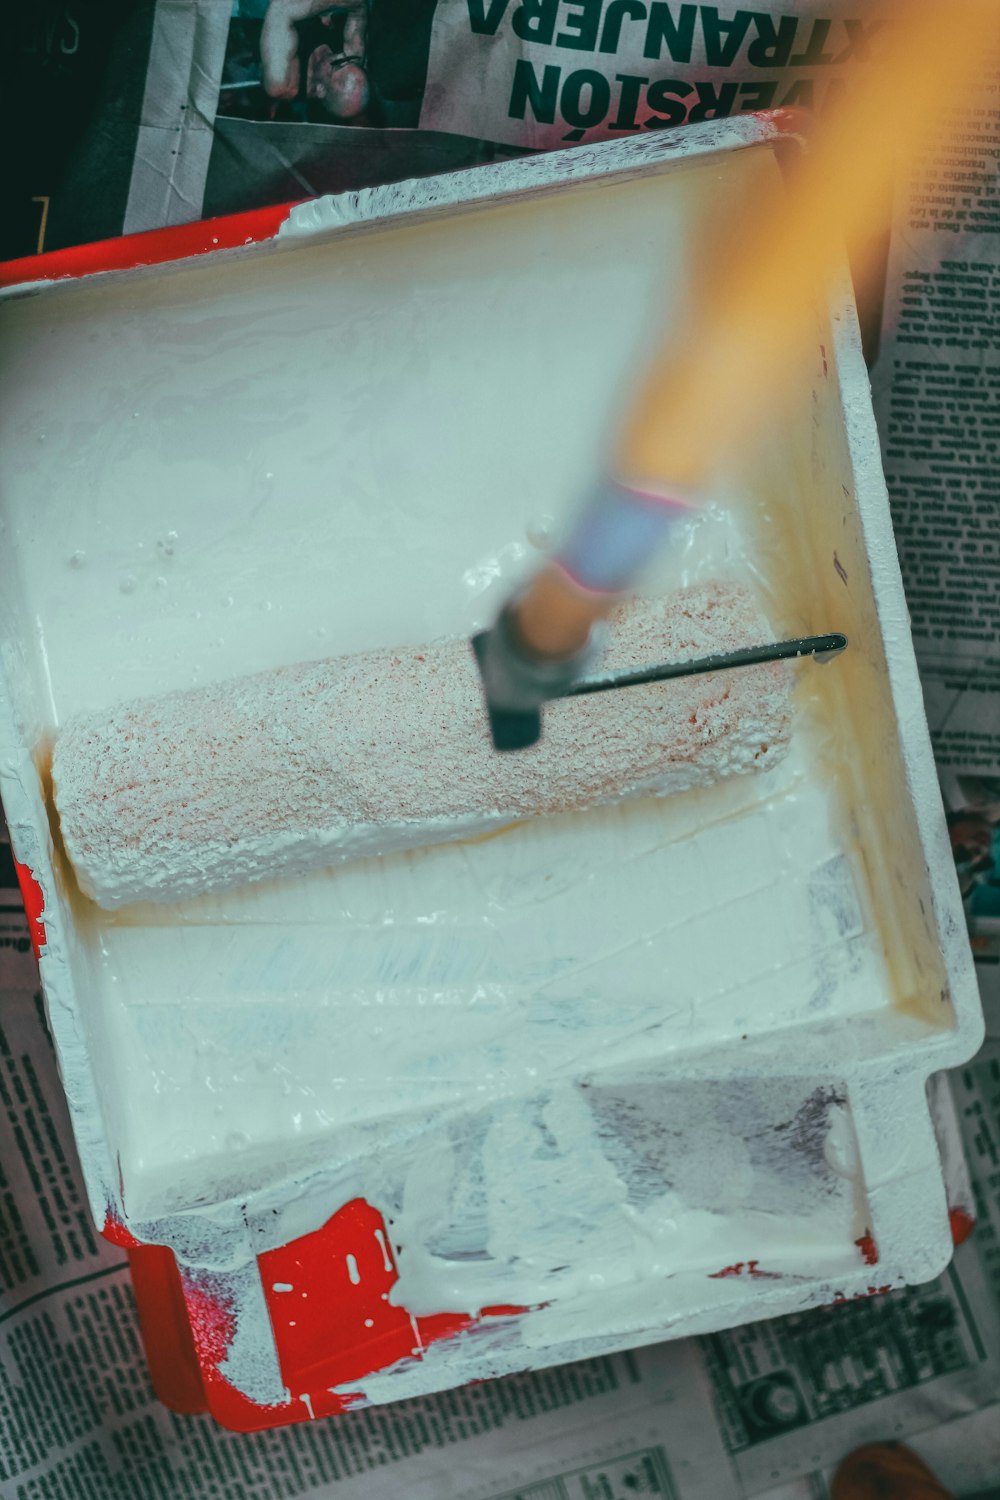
[[564, 632, 848, 698]]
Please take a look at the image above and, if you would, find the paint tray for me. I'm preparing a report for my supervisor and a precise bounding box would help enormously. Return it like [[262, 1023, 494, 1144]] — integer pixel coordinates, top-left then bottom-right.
[[0, 116, 983, 1430]]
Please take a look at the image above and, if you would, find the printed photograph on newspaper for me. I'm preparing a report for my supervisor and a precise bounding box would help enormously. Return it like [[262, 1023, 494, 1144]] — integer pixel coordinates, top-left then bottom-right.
[[204, 0, 522, 218], [941, 773, 1000, 1015], [218, 0, 429, 127]]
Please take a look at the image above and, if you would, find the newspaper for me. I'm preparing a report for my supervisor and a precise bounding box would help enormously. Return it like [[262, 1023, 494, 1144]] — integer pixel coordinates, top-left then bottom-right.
[[869, 43, 1000, 1018], [2, 2, 916, 256], [2, 1, 999, 1495]]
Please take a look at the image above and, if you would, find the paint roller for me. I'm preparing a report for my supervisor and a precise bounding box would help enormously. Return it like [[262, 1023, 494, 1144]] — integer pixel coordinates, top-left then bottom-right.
[[53, 582, 818, 908], [49, 0, 982, 908]]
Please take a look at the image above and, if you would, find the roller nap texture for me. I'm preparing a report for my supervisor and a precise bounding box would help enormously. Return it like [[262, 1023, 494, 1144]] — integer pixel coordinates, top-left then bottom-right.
[[52, 581, 794, 908]]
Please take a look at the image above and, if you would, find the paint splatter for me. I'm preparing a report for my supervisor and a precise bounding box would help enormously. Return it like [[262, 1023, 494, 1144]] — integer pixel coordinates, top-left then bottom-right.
[[374, 1228, 394, 1273], [855, 1232, 879, 1266]]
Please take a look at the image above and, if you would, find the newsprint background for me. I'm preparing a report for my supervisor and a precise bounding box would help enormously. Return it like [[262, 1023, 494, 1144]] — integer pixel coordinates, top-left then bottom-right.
[[1, 2, 999, 1496]]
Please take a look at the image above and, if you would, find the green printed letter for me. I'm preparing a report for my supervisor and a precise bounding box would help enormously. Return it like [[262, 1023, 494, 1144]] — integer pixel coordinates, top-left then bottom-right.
[[560, 68, 611, 126], [644, 76, 691, 125], [468, 0, 510, 35], [513, 0, 559, 44], [558, 0, 602, 49], [788, 19, 835, 66], [610, 71, 646, 128], [509, 58, 561, 120], [746, 14, 798, 67], [700, 6, 751, 67], [643, 3, 697, 61], [688, 79, 738, 119], [600, 0, 647, 54]]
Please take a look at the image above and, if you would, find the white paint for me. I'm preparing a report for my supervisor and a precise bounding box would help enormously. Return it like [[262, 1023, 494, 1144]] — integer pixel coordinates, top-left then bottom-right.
[[0, 124, 983, 1413], [216, 1260, 289, 1406], [346, 1254, 361, 1286], [274, 119, 773, 246], [271, 1282, 293, 1293]]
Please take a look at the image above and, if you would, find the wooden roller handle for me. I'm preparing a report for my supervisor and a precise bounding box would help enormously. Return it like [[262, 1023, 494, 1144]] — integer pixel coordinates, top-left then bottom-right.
[[510, 0, 987, 664]]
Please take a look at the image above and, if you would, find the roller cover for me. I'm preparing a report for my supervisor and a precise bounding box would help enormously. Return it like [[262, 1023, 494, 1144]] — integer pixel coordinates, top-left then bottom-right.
[[51, 581, 794, 908]]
